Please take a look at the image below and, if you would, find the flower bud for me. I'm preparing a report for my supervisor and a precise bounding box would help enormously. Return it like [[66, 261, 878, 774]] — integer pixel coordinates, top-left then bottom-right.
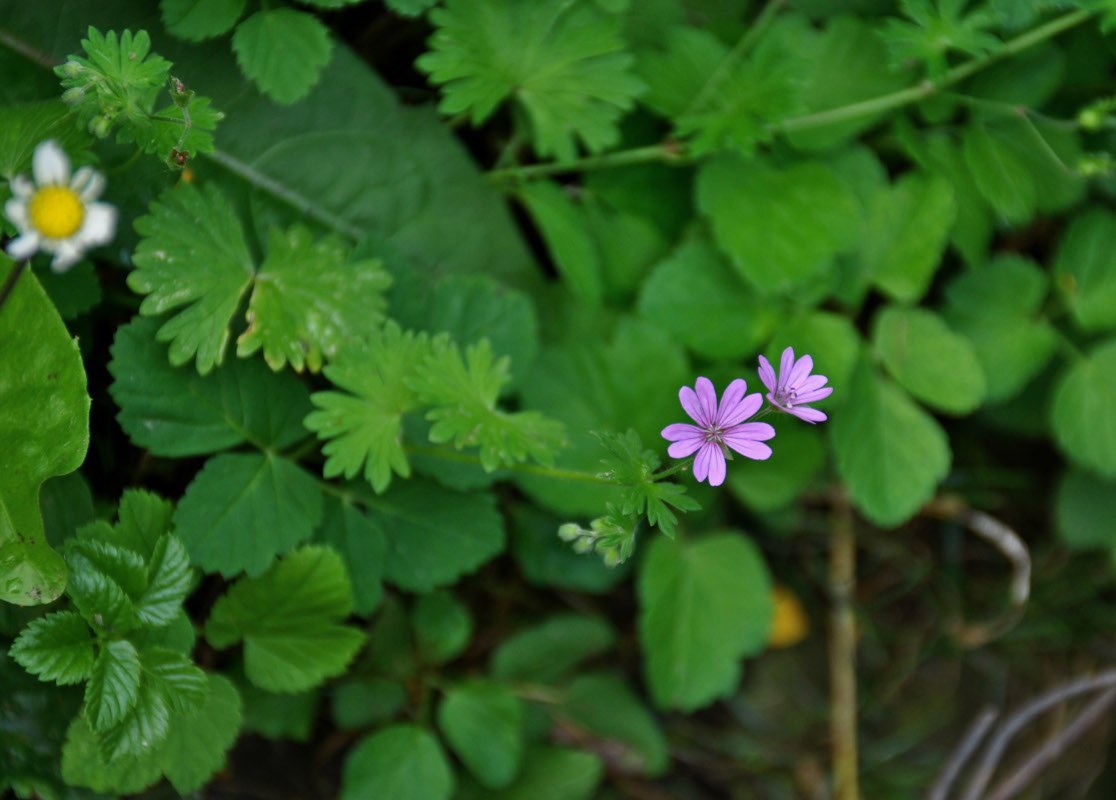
[[61, 87, 85, 106], [557, 523, 582, 542], [89, 115, 112, 139], [59, 60, 83, 78], [1079, 108, 1104, 131]]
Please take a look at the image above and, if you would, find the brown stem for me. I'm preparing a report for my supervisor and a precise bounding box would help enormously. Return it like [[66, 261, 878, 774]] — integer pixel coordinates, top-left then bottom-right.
[[829, 493, 859, 800]]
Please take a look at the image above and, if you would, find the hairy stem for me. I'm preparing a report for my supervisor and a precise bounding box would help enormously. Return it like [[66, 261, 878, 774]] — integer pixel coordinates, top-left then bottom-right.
[[829, 494, 859, 800]]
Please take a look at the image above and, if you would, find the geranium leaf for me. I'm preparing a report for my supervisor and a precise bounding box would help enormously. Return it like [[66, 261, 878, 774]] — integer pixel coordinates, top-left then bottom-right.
[[232, 9, 332, 104]]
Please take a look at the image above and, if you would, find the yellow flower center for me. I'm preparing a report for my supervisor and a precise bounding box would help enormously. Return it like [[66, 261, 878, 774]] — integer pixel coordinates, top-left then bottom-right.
[[29, 186, 84, 239]]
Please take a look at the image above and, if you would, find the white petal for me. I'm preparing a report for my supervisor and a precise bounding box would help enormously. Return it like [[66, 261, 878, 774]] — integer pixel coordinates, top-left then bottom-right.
[[10, 175, 34, 199], [71, 166, 106, 202], [4, 197, 30, 231], [50, 240, 83, 272], [32, 139, 71, 185], [5, 233, 41, 260], [75, 203, 117, 247]]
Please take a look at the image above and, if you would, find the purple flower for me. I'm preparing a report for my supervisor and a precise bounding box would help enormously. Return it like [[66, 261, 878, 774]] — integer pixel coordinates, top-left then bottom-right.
[[661, 377, 776, 487], [758, 347, 833, 423]]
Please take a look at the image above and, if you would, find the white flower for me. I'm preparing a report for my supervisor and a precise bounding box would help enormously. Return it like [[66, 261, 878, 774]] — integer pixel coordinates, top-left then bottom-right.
[[4, 139, 116, 272]]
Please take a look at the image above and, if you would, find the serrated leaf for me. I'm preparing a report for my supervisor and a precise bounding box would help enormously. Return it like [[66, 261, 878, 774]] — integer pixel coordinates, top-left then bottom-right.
[[205, 546, 364, 692], [830, 359, 951, 526], [36, 259, 102, 319], [1052, 340, 1116, 478], [305, 322, 428, 493], [0, 259, 88, 606], [315, 497, 385, 615], [9, 611, 95, 685], [96, 675, 171, 761], [864, 173, 956, 302], [882, 0, 1000, 76], [237, 225, 392, 372], [232, 9, 332, 104], [490, 614, 614, 684], [413, 590, 473, 664], [593, 430, 698, 538], [561, 673, 669, 777], [113, 489, 176, 561], [174, 452, 324, 577], [0, 99, 91, 181], [438, 682, 524, 789], [141, 647, 208, 715], [368, 479, 505, 592], [65, 547, 140, 634], [417, 0, 644, 160], [129, 183, 255, 374], [134, 535, 192, 627], [156, 672, 242, 793], [85, 640, 141, 732], [1053, 209, 1116, 332], [696, 155, 861, 294], [60, 715, 162, 795], [943, 254, 1057, 402], [637, 236, 780, 360], [110, 316, 312, 456], [410, 336, 566, 472], [161, 0, 247, 40], [873, 306, 986, 415], [638, 532, 772, 711], [342, 724, 454, 800], [517, 181, 603, 306]]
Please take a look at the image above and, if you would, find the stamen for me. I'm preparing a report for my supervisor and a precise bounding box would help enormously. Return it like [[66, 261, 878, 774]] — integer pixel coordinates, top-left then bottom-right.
[[29, 186, 84, 239]]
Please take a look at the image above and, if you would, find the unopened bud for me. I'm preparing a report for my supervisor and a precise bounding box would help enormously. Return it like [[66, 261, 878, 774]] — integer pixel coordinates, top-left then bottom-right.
[[59, 60, 83, 78], [61, 87, 85, 106], [169, 75, 195, 108], [557, 523, 581, 542], [1079, 108, 1104, 131], [89, 115, 112, 139]]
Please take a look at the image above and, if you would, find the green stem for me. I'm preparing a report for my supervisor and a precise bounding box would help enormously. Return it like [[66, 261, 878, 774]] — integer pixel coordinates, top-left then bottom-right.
[[403, 442, 615, 485], [486, 143, 686, 184], [649, 459, 692, 482]]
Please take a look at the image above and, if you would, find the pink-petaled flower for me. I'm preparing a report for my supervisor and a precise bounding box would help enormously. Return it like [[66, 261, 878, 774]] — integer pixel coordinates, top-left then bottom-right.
[[661, 377, 776, 487], [758, 347, 833, 423]]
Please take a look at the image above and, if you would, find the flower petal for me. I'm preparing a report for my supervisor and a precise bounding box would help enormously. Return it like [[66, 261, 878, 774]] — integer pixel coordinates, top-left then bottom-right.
[[5, 197, 30, 230], [5, 233, 40, 261], [797, 374, 829, 394], [662, 422, 703, 442], [72, 166, 105, 202], [723, 436, 773, 460], [50, 240, 83, 272], [787, 406, 827, 423], [778, 347, 795, 392], [757, 355, 777, 394], [32, 139, 70, 186], [75, 203, 117, 247], [692, 442, 717, 483], [794, 386, 833, 404], [10, 175, 34, 199], [706, 445, 727, 486], [788, 353, 814, 389], [729, 421, 776, 442], [718, 391, 762, 427], [694, 377, 718, 428], [714, 378, 747, 426], [668, 437, 704, 459]]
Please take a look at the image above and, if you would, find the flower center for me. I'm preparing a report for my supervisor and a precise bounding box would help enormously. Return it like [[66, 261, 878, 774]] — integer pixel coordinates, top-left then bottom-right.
[[29, 186, 84, 239]]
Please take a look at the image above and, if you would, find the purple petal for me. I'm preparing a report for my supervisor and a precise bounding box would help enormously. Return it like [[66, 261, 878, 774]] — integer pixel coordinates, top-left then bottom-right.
[[778, 347, 795, 392], [797, 374, 829, 393], [757, 355, 777, 394], [668, 437, 704, 458], [662, 422, 703, 442], [794, 386, 833, 404], [730, 421, 776, 441], [692, 442, 716, 483], [723, 433, 773, 460], [706, 445, 727, 486], [714, 378, 747, 427], [694, 377, 718, 428], [787, 406, 827, 424], [679, 385, 704, 426], [718, 391, 762, 427], [788, 353, 814, 389]]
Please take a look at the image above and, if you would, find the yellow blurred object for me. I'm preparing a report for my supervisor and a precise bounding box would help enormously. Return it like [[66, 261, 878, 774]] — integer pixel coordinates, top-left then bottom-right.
[[181, 167, 195, 183], [768, 584, 809, 648]]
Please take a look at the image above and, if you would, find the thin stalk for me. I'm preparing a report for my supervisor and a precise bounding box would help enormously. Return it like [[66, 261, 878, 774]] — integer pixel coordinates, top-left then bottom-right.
[[829, 495, 859, 800], [486, 143, 685, 184]]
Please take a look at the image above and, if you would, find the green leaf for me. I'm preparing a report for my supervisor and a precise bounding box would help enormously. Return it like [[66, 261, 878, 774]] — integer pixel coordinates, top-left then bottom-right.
[[129, 183, 255, 374], [85, 640, 141, 732], [962, 121, 1036, 224], [1053, 209, 1116, 332], [305, 322, 428, 493], [764, 310, 861, 400], [141, 647, 208, 716], [518, 181, 604, 306], [156, 672, 242, 793], [696, 155, 861, 294], [863, 173, 956, 302], [369, 479, 505, 592], [637, 236, 780, 360], [418, 0, 644, 161], [830, 359, 951, 526], [161, 0, 247, 40], [638, 532, 772, 711], [237, 225, 392, 372], [133, 534, 192, 628], [341, 724, 455, 800], [413, 590, 473, 664], [331, 678, 407, 729], [205, 546, 365, 692], [240, 682, 318, 740], [232, 9, 333, 104], [0, 260, 88, 606], [95, 670, 172, 761], [9, 611, 95, 685], [561, 673, 668, 777], [478, 746, 603, 800], [68, 539, 147, 604], [173, 452, 324, 577], [410, 336, 566, 472], [1052, 340, 1116, 478], [39, 471, 95, 547], [65, 543, 140, 634], [726, 421, 827, 512], [1055, 468, 1116, 551], [882, 0, 1000, 76], [490, 614, 614, 684], [60, 715, 162, 795], [106, 488, 176, 560], [438, 682, 524, 788], [386, 0, 438, 14], [943, 254, 1057, 402], [315, 497, 386, 615], [634, 26, 728, 118], [873, 306, 986, 415], [510, 505, 629, 594], [0, 99, 90, 181], [35, 260, 102, 319]]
